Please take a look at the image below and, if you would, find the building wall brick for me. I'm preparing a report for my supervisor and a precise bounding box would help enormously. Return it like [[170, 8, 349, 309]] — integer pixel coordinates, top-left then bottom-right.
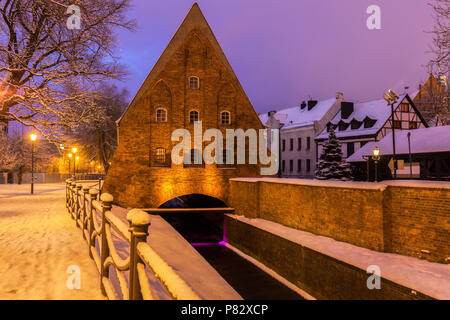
[[230, 179, 450, 263]]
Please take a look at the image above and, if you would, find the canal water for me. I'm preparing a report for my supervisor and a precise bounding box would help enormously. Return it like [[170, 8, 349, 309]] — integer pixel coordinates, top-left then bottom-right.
[[157, 195, 304, 300]]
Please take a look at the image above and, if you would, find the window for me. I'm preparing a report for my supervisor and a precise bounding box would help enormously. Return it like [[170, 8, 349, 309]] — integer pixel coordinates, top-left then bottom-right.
[[351, 120, 362, 130], [290, 139, 294, 151], [189, 110, 199, 124], [306, 159, 311, 172], [360, 141, 368, 148], [338, 121, 349, 131], [156, 108, 167, 122], [347, 142, 355, 158], [189, 76, 199, 89], [400, 103, 409, 112], [282, 160, 286, 172], [393, 120, 402, 129], [298, 138, 302, 150], [221, 111, 231, 125], [297, 159, 302, 172], [290, 160, 293, 172], [307, 137, 311, 150], [282, 140, 286, 152], [364, 117, 377, 128], [155, 148, 166, 163], [409, 121, 418, 129]]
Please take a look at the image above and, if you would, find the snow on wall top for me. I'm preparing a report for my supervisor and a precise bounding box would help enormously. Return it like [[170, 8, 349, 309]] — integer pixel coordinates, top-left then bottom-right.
[[259, 98, 337, 130], [316, 95, 408, 140], [347, 125, 450, 162]]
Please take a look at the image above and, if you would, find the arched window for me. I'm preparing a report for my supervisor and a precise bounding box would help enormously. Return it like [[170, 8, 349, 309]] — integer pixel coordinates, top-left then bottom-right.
[[189, 110, 199, 124], [189, 76, 199, 90], [221, 111, 231, 125], [156, 108, 167, 122], [155, 147, 166, 163]]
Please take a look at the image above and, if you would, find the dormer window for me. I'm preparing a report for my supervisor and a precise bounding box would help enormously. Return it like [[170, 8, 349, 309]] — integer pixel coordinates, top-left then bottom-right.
[[156, 108, 167, 122], [189, 76, 199, 89], [363, 117, 377, 128], [338, 121, 350, 131], [350, 119, 362, 130], [189, 110, 199, 123], [221, 111, 231, 125]]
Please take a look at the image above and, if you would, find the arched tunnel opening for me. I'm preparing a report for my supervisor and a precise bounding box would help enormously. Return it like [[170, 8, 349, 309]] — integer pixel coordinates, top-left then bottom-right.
[[151, 194, 304, 300], [158, 194, 227, 244]]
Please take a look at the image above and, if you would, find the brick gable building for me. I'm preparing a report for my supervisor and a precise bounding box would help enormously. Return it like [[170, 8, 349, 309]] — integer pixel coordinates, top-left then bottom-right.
[[103, 4, 265, 208]]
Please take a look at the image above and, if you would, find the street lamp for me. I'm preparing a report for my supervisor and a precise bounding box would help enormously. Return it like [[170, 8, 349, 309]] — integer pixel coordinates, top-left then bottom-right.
[[30, 134, 37, 194], [383, 89, 399, 179], [372, 145, 381, 182]]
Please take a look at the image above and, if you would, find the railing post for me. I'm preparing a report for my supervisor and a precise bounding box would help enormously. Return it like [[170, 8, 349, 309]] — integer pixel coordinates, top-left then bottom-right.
[[66, 179, 71, 208], [70, 182, 77, 216], [75, 183, 82, 223], [88, 189, 99, 259], [100, 193, 113, 296], [82, 186, 90, 235], [127, 209, 151, 300], [98, 178, 102, 199]]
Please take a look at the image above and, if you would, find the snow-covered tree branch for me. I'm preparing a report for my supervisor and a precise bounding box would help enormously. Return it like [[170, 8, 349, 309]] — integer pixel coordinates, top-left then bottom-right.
[[0, 0, 134, 142]]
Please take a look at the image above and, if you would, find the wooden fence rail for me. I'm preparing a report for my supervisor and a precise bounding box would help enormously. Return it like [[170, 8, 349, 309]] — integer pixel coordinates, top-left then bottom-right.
[[65, 179, 201, 300]]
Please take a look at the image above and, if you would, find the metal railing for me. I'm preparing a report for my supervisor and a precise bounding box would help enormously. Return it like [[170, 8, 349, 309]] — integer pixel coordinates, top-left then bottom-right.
[[65, 179, 201, 300]]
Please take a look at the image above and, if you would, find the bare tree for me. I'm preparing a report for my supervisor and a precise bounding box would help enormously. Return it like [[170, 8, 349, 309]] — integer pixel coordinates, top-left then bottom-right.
[[69, 84, 128, 173], [0, 0, 134, 141], [428, 0, 449, 74]]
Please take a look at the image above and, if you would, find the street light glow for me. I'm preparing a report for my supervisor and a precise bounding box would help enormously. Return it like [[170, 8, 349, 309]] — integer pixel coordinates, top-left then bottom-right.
[[30, 134, 37, 142], [72, 147, 78, 153], [373, 145, 380, 159], [76, 156, 80, 161], [68, 153, 73, 158]]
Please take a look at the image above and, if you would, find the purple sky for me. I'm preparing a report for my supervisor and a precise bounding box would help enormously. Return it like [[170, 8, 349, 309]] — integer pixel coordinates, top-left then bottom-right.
[[115, 0, 435, 113]]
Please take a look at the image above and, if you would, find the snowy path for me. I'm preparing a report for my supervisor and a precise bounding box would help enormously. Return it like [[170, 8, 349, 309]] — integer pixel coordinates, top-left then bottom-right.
[[0, 184, 104, 300]]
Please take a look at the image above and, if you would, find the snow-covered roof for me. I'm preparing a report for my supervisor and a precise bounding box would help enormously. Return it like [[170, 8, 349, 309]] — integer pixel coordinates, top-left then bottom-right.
[[316, 94, 409, 140], [259, 98, 338, 130], [347, 126, 450, 162]]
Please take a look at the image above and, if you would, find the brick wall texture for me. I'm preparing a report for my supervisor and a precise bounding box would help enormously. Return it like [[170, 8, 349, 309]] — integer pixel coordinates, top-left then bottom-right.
[[230, 179, 450, 263]]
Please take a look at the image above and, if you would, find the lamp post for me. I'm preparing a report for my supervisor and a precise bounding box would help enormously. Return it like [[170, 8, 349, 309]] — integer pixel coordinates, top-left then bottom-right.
[[30, 134, 37, 194], [72, 147, 77, 178], [372, 145, 381, 182], [68, 153, 73, 177], [75, 156, 80, 178], [408, 132, 413, 178], [383, 89, 399, 179]]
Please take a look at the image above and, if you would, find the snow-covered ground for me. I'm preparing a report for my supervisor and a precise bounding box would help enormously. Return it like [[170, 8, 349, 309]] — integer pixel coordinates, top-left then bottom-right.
[[0, 184, 103, 300]]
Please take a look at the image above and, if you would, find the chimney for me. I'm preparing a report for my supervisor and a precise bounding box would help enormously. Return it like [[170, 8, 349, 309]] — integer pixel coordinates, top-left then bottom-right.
[[341, 102, 354, 119], [268, 110, 277, 117], [307, 100, 318, 111], [336, 92, 344, 101], [300, 101, 307, 110]]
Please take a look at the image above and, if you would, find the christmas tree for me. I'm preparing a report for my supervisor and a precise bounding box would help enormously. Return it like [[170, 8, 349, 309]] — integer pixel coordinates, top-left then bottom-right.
[[315, 126, 353, 181]]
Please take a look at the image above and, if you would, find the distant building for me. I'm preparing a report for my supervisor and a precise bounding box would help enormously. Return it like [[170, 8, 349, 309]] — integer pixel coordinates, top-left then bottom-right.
[[259, 94, 343, 178], [347, 126, 450, 181], [315, 94, 428, 163], [413, 73, 450, 126]]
